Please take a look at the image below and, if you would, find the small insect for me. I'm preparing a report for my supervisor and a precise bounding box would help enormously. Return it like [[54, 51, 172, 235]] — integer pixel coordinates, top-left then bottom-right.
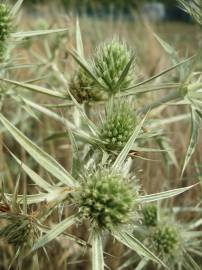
[[128, 150, 141, 158]]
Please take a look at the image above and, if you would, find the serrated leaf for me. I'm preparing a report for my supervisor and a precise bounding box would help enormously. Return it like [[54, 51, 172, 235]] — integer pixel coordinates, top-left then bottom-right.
[[92, 233, 104, 270], [31, 215, 76, 253], [7, 148, 53, 192], [0, 114, 77, 188], [0, 78, 66, 98], [114, 231, 166, 268], [137, 184, 197, 203]]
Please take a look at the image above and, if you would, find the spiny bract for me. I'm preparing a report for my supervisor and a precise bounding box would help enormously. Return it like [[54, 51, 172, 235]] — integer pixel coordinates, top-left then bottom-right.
[[69, 67, 102, 103], [0, 3, 12, 42], [142, 204, 157, 227], [94, 39, 135, 94], [152, 224, 181, 257], [0, 215, 39, 247], [75, 168, 138, 231], [100, 102, 136, 151]]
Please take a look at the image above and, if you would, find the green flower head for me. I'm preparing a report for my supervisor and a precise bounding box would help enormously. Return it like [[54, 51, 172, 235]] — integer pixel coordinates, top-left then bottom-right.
[[75, 168, 139, 231], [0, 3, 12, 42], [152, 224, 181, 258], [69, 67, 102, 103], [100, 101, 136, 151], [94, 38, 135, 95], [142, 204, 157, 227]]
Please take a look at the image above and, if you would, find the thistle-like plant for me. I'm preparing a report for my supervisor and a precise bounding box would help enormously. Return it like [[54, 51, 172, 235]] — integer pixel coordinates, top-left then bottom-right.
[[93, 38, 135, 95], [100, 101, 136, 151]]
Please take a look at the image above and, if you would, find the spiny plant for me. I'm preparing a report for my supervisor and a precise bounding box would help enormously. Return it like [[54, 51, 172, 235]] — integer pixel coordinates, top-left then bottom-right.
[[0, 1, 201, 270]]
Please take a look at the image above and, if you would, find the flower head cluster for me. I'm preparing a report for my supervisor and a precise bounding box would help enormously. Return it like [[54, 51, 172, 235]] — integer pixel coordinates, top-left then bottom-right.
[[94, 39, 135, 94], [0, 214, 39, 247], [151, 224, 181, 259], [75, 168, 139, 231], [100, 101, 136, 151], [0, 3, 12, 42]]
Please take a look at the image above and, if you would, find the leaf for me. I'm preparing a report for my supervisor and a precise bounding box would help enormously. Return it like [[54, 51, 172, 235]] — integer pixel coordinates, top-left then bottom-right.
[[0, 78, 66, 99], [112, 115, 146, 170], [10, 0, 24, 16], [11, 28, 68, 39], [137, 184, 197, 203], [7, 148, 53, 192], [68, 49, 107, 90], [31, 215, 76, 253], [76, 18, 84, 58], [181, 108, 201, 177], [0, 114, 77, 188], [115, 55, 135, 91], [114, 231, 166, 268], [123, 56, 194, 91], [92, 233, 104, 270]]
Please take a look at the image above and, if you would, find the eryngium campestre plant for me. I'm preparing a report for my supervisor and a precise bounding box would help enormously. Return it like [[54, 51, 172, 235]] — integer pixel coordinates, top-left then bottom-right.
[[94, 38, 135, 95], [0, 3, 12, 42], [69, 67, 102, 103], [75, 168, 139, 231], [151, 224, 181, 259], [0, 214, 40, 247], [100, 101, 136, 151], [142, 204, 157, 227]]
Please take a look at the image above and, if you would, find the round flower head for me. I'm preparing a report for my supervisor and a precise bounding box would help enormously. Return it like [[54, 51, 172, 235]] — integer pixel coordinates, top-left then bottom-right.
[[0, 214, 39, 247], [0, 3, 12, 42], [100, 101, 136, 151], [69, 67, 102, 103], [151, 224, 181, 260], [75, 168, 139, 231], [142, 204, 157, 227], [94, 38, 135, 95]]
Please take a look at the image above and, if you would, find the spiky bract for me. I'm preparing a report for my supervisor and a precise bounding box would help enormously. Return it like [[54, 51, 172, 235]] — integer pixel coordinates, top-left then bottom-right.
[[94, 39, 135, 95], [75, 168, 138, 231], [100, 101, 136, 151]]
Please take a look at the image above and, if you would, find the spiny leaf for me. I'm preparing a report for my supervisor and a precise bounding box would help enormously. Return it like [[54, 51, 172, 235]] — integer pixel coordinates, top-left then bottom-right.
[[11, 28, 68, 39], [92, 233, 104, 270], [181, 108, 201, 177], [10, 0, 24, 16], [137, 184, 197, 203], [31, 215, 76, 253], [114, 231, 167, 268], [0, 114, 77, 188]]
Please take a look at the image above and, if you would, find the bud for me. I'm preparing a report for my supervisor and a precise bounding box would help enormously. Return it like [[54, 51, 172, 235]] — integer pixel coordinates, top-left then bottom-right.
[[93, 38, 135, 95], [100, 101, 136, 151], [0, 3, 12, 42], [152, 224, 181, 257], [69, 67, 102, 103], [75, 168, 139, 231], [142, 204, 157, 227]]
